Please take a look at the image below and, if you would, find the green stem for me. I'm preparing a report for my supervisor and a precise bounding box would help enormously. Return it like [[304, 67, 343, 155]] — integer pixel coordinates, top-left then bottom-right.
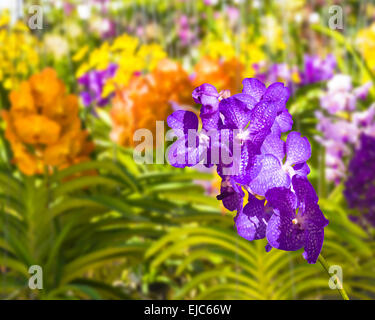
[[318, 254, 349, 300]]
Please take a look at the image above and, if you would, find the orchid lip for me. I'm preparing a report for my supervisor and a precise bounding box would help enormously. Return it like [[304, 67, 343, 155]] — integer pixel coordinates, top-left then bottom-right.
[[216, 191, 234, 200], [236, 129, 251, 142], [198, 132, 210, 146], [282, 163, 295, 176]]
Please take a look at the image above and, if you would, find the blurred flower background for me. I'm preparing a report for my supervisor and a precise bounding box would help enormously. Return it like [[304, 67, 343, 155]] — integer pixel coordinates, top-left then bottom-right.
[[1, 0, 375, 300]]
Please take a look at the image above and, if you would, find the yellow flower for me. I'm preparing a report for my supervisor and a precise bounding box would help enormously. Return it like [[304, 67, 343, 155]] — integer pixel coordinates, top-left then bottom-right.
[[198, 27, 266, 77], [200, 39, 237, 61], [262, 15, 286, 53], [0, 10, 10, 27], [291, 71, 301, 84], [137, 43, 167, 70], [0, 15, 40, 90], [76, 33, 167, 94], [357, 23, 375, 74], [111, 34, 139, 53], [72, 45, 89, 62]]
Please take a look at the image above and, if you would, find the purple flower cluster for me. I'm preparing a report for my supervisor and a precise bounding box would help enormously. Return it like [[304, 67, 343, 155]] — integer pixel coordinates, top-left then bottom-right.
[[300, 54, 336, 85], [320, 74, 371, 114], [253, 62, 299, 89], [78, 63, 118, 107], [167, 78, 329, 263], [344, 134, 375, 227], [177, 15, 199, 47], [253, 54, 336, 92], [315, 75, 373, 183]]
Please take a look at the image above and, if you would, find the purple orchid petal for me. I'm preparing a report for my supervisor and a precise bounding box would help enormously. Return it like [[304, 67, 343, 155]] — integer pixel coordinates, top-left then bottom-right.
[[167, 110, 199, 138], [292, 175, 318, 206], [262, 82, 290, 112], [266, 209, 305, 251], [248, 100, 278, 151], [302, 202, 330, 229], [200, 111, 221, 131], [193, 83, 219, 112], [235, 194, 270, 241], [261, 134, 286, 164], [231, 93, 258, 110], [193, 84, 221, 131], [271, 109, 293, 135], [249, 155, 290, 196], [167, 135, 200, 168], [241, 78, 266, 101], [217, 176, 244, 212], [285, 132, 311, 166], [219, 139, 256, 185], [266, 187, 297, 213], [293, 162, 310, 177], [219, 95, 252, 129], [302, 225, 324, 264], [265, 188, 304, 251], [233, 144, 258, 185]]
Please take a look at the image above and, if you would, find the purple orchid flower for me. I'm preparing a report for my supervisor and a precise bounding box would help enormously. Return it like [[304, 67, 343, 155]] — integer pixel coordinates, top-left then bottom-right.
[[78, 63, 118, 107], [266, 176, 329, 264], [216, 79, 290, 183], [168, 84, 232, 170], [217, 176, 245, 213], [316, 75, 375, 184], [300, 54, 336, 85], [248, 132, 311, 196], [242, 78, 293, 136], [167, 77, 329, 264], [192, 83, 221, 131], [345, 134, 375, 227], [167, 110, 203, 168], [235, 176, 328, 264], [235, 193, 273, 241]]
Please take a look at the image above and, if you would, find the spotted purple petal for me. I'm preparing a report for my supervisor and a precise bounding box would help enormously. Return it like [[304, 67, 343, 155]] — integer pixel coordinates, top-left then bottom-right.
[[262, 82, 290, 112], [219, 95, 252, 129], [249, 155, 290, 196], [217, 176, 244, 212], [293, 162, 310, 177], [266, 187, 297, 213], [167, 110, 199, 138], [241, 78, 266, 101], [285, 132, 311, 166], [266, 209, 305, 251], [265, 188, 304, 251], [271, 109, 293, 135], [261, 134, 286, 164], [193, 83, 219, 112], [248, 100, 278, 151], [292, 175, 318, 206], [235, 194, 270, 241], [167, 136, 200, 168], [302, 225, 324, 264]]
